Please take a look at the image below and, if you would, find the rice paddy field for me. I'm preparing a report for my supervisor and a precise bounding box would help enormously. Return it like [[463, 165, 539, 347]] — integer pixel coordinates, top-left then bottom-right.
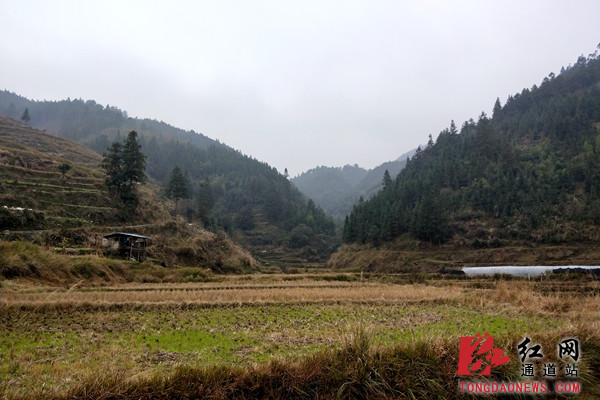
[[1, 273, 599, 399]]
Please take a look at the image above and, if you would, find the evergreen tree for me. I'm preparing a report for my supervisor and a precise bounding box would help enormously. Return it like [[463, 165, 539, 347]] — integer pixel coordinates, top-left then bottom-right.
[[57, 163, 72, 176], [236, 206, 255, 230], [100, 131, 146, 215], [449, 120, 458, 135], [21, 108, 30, 123], [121, 131, 146, 189], [166, 166, 191, 215], [410, 193, 450, 244], [196, 178, 214, 225], [382, 169, 392, 188], [100, 142, 125, 196], [57, 163, 72, 186], [492, 97, 502, 119]]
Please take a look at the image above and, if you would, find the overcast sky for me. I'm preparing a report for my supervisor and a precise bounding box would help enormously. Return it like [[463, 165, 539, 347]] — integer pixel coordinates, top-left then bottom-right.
[[1, 1, 598, 176]]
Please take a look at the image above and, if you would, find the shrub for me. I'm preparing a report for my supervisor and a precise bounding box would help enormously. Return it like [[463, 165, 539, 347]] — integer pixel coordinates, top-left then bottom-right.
[[72, 260, 99, 278]]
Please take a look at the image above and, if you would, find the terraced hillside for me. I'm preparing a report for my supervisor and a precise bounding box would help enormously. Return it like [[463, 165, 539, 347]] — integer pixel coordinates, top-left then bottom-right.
[[0, 116, 159, 229], [0, 116, 259, 274], [0, 116, 120, 229]]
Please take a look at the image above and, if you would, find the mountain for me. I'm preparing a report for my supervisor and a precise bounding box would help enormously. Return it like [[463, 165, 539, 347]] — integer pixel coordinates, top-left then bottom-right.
[[292, 164, 367, 222], [0, 93, 219, 151], [292, 149, 415, 222], [354, 149, 417, 195], [337, 52, 600, 266], [0, 92, 337, 262], [0, 115, 260, 274]]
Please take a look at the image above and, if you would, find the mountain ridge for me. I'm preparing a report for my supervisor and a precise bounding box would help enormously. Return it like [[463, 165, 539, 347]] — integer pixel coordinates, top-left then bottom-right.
[[335, 52, 600, 271], [292, 148, 416, 222], [0, 91, 338, 262]]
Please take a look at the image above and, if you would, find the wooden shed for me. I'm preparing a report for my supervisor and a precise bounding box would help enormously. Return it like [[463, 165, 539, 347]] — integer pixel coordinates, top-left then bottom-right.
[[101, 232, 151, 262]]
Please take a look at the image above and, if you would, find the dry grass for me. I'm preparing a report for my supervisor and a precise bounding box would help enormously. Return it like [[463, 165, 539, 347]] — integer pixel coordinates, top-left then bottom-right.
[[1, 282, 464, 307], [485, 280, 599, 338], [328, 242, 600, 272], [1, 274, 598, 399], [0, 238, 257, 286]]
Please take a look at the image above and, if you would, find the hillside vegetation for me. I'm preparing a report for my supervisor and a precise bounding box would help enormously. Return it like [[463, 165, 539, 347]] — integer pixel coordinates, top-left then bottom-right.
[[0, 117, 261, 276], [0, 92, 338, 261], [336, 53, 600, 269], [0, 116, 125, 229]]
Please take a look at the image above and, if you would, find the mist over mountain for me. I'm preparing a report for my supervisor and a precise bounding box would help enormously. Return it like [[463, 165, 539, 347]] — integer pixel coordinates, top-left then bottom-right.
[[292, 148, 416, 222], [0, 92, 221, 151], [0, 91, 337, 261]]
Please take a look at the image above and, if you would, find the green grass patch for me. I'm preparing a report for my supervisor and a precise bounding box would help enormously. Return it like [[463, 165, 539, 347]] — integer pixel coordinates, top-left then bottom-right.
[[2, 300, 596, 400], [38, 200, 114, 210], [1, 274, 597, 399]]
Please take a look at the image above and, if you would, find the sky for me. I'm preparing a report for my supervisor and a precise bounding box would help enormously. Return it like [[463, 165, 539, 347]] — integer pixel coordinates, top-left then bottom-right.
[[1, 1, 598, 176]]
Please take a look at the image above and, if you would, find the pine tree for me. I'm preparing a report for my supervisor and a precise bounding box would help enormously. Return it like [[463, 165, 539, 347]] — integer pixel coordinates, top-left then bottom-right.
[[100, 142, 125, 196], [121, 131, 146, 189], [196, 178, 214, 225], [100, 131, 146, 215], [449, 120, 458, 135], [410, 193, 450, 244], [21, 108, 30, 123], [382, 169, 392, 188], [492, 97, 502, 119], [166, 166, 191, 215]]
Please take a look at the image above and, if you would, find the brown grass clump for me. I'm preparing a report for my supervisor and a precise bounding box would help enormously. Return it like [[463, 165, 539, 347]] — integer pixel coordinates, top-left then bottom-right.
[[0, 233, 258, 286], [144, 223, 260, 273], [0, 241, 132, 285]]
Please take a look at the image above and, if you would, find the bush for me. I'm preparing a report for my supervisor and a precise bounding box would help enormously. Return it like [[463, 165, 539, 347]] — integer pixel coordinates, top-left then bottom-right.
[[286, 224, 313, 248], [0, 207, 46, 230], [72, 260, 99, 278]]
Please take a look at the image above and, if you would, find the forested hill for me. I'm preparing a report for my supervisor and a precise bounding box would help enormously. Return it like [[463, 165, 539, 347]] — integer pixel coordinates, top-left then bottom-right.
[[343, 52, 600, 247], [0, 92, 219, 151], [0, 92, 336, 260], [292, 151, 413, 223]]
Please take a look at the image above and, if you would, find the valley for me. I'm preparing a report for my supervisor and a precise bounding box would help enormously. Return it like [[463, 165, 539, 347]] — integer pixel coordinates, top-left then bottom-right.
[[1, 51, 600, 399]]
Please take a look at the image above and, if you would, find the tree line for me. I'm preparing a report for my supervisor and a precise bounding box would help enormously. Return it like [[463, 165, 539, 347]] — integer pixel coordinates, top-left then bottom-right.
[[343, 51, 600, 247], [1, 89, 337, 253], [90, 123, 335, 251]]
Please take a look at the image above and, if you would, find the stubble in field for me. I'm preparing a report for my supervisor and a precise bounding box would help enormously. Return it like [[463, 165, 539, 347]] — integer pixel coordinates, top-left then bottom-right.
[[1, 274, 598, 399]]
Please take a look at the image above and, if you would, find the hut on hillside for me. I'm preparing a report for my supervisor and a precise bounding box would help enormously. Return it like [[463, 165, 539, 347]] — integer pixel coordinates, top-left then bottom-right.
[[101, 232, 151, 262]]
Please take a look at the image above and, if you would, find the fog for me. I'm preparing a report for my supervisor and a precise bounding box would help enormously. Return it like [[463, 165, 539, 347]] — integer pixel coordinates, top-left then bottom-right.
[[1, 0, 598, 175]]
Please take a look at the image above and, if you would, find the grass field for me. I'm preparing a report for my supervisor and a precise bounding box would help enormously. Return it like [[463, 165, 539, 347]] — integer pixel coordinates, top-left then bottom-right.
[[1, 273, 598, 399]]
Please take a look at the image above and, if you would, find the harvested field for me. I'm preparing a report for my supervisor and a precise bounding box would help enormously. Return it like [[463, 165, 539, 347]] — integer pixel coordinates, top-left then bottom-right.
[[1, 274, 598, 399]]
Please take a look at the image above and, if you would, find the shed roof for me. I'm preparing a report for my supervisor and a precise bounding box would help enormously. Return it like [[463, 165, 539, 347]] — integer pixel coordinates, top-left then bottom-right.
[[103, 232, 151, 240]]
